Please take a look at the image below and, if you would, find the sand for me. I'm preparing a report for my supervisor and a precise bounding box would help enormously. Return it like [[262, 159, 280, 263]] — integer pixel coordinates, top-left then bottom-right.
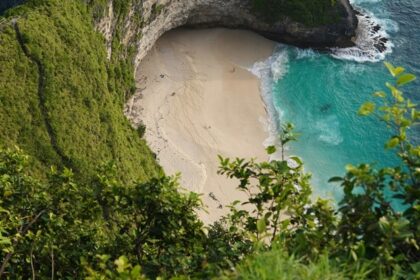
[[125, 28, 275, 224]]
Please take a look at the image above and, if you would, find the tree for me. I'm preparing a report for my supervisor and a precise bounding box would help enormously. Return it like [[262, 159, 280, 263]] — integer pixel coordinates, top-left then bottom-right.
[[333, 62, 419, 275], [218, 63, 419, 278]]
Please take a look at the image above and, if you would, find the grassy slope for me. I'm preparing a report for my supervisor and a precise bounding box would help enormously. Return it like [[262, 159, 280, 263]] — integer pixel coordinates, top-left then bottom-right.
[[0, 0, 341, 183], [0, 0, 161, 182], [226, 246, 376, 280]]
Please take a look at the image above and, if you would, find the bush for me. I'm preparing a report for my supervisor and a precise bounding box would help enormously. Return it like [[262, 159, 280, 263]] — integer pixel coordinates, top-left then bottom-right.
[[217, 63, 419, 279]]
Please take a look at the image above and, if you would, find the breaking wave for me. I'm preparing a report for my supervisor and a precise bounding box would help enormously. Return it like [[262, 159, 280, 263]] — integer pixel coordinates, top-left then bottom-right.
[[331, 9, 395, 62], [249, 47, 289, 158]]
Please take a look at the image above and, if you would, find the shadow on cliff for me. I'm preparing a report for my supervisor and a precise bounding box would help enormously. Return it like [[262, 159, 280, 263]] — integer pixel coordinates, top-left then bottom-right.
[[0, 0, 26, 15]]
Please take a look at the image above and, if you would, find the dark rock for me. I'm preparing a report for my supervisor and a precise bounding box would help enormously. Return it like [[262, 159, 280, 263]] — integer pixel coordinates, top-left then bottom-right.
[[380, 37, 388, 43], [185, 0, 358, 50], [321, 104, 332, 113], [102, 0, 360, 66], [374, 43, 386, 52]]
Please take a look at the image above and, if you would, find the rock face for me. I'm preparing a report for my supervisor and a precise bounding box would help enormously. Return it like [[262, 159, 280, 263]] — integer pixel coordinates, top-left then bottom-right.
[[96, 0, 358, 69]]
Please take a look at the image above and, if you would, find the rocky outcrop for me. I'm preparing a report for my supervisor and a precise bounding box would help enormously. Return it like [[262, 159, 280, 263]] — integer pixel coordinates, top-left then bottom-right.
[[96, 0, 358, 69]]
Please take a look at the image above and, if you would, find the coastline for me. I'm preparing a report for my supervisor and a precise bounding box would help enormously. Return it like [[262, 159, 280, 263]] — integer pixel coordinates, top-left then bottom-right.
[[125, 28, 275, 224]]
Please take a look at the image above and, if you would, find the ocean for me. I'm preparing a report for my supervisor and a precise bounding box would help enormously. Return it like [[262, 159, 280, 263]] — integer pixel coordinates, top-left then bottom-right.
[[252, 0, 420, 201]]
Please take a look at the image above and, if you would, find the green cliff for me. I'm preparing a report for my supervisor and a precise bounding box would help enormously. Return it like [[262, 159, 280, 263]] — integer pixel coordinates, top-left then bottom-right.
[[0, 0, 161, 183]]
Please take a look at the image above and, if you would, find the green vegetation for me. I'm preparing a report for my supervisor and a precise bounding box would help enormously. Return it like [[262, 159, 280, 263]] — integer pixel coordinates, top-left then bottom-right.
[[0, 0, 418, 278], [0, 0, 160, 183], [220, 63, 419, 279], [225, 247, 372, 280], [0, 64, 418, 279], [0, 149, 249, 278], [252, 0, 340, 26], [0, 149, 205, 278]]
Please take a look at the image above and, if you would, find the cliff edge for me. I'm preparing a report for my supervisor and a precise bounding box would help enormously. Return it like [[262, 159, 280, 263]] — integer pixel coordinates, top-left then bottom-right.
[[95, 0, 358, 69]]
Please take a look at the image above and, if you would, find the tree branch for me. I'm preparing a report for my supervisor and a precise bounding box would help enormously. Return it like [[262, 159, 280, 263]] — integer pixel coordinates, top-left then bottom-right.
[[0, 209, 47, 277]]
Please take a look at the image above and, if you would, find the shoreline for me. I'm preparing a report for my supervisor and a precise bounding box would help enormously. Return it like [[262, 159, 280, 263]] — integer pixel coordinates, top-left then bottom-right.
[[125, 28, 275, 224]]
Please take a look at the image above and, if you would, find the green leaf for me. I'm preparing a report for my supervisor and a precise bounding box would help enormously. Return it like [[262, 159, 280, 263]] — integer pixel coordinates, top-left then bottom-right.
[[384, 62, 394, 75], [358, 102, 376, 116], [386, 83, 404, 102], [328, 176, 343, 183], [400, 128, 407, 141], [384, 62, 405, 77], [397, 73, 416, 86], [373, 91, 386, 98], [385, 137, 399, 149], [410, 262, 420, 274], [0, 237, 11, 246], [266, 145, 276, 155], [131, 265, 142, 277], [256, 219, 267, 234], [394, 67, 405, 77], [289, 156, 303, 167], [345, 164, 357, 173], [115, 256, 129, 273], [350, 250, 358, 261]]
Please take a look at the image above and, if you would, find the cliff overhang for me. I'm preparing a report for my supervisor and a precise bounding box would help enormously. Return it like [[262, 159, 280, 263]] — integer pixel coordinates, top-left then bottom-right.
[[96, 0, 358, 68]]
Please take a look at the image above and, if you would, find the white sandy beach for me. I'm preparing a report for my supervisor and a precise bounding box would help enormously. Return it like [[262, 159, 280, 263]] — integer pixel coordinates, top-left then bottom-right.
[[125, 28, 275, 224]]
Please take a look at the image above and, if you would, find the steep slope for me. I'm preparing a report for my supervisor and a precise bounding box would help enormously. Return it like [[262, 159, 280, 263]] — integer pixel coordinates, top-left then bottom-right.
[[0, 1, 161, 182], [92, 0, 357, 70], [0, 0, 356, 182]]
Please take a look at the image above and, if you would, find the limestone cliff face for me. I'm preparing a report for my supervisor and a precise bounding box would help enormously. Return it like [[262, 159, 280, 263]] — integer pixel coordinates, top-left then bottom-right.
[[96, 0, 358, 69]]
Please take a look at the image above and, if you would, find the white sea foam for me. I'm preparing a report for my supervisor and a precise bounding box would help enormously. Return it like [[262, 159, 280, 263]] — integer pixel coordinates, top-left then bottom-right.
[[315, 115, 343, 145], [295, 48, 318, 60], [250, 47, 289, 81], [331, 8, 396, 62], [249, 46, 289, 159]]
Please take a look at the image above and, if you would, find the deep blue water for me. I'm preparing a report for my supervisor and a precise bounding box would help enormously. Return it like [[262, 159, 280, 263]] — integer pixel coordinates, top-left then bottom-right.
[[0, 0, 26, 14], [254, 0, 420, 201]]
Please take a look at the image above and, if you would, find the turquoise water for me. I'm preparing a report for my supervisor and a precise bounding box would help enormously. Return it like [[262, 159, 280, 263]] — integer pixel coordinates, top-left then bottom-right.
[[256, 0, 420, 201]]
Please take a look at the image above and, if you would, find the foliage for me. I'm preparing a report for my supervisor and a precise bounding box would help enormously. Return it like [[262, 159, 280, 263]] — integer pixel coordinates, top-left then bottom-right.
[[0, 147, 257, 279], [218, 123, 339, 261], [336, 63, 419, 275], [203, 219, 254, 277], [94, 171, 207, 278], [1, 0, 419, 278], [218, 123, 312, 244], [222, 246, 376, 280], [0, 148, 206, 278], [218, 64, 419, 278], [252, 0, 340, 26], [0, 0, 161, 183], [137, 124, 146, 138], [83, 255, 147, 280], [0, 147, 102, 278]]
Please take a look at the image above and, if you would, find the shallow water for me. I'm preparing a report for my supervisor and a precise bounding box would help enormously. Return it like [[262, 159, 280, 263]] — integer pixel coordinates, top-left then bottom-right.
[[256, 0, 420, 201]]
